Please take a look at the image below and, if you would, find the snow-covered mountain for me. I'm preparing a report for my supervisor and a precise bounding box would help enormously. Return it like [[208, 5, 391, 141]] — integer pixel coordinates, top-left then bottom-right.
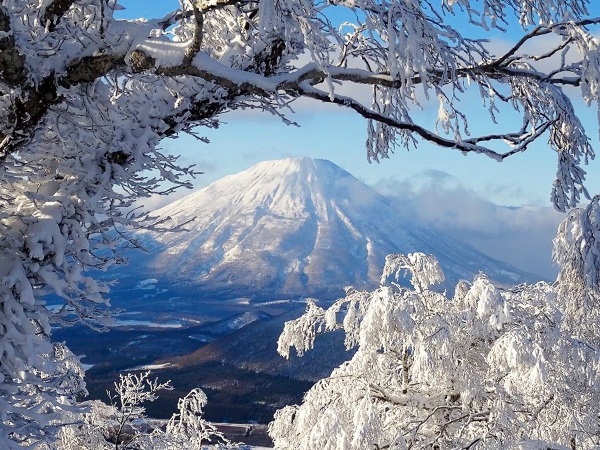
[[134, 157, 540, 299]]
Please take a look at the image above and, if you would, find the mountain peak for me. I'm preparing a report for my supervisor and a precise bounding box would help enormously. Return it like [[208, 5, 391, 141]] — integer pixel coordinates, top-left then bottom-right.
[[247, 156, 338, 170], [135, 158, 539, 300], [156, 157, 374, 223]]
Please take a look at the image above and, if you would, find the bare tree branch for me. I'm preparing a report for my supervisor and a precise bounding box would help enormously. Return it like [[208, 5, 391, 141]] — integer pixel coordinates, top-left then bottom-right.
[[295, 82, 509, 160]]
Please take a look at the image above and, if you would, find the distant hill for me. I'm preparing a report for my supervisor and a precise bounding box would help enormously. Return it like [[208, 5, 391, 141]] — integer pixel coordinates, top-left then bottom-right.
[[164, 306, 354, 382], [129, 157, 541, 300], [74, 308, 340, 424], [124, 307, 357, 424]]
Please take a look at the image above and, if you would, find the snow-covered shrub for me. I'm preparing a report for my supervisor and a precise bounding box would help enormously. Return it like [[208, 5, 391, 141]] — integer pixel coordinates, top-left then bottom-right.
[[55, 371, 239, 450], [272, 216, 600, 449]]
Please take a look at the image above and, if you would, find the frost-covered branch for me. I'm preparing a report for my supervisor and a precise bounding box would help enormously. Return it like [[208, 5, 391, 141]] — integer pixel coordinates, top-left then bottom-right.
[[1, 1, 599, 178]]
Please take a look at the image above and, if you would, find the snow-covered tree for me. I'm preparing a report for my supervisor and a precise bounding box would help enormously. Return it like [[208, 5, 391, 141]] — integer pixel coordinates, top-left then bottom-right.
[[1, 0, 600, 446], [54, 371, 237, 450], [272, 242, 600, 448]]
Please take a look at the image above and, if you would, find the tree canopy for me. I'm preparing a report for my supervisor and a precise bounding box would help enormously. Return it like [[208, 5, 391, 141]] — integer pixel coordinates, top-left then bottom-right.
[[1, 0, 600, 447], [272, 242, 600, 448]]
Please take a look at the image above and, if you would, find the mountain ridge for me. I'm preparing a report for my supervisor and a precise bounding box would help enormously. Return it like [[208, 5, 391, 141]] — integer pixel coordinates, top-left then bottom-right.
[[132, 157, 541, 299]]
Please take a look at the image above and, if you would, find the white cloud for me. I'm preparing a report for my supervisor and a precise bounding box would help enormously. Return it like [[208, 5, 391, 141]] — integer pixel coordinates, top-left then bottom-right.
[[375, 170, 564, 279]]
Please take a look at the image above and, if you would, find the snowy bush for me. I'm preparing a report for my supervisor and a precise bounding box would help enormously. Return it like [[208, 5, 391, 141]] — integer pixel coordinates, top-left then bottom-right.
[[54, 371, 239, 450], [271, 202, 600, 448]]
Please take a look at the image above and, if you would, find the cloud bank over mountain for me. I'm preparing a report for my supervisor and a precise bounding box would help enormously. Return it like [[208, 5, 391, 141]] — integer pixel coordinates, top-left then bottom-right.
[[375, 170, 563, 279]]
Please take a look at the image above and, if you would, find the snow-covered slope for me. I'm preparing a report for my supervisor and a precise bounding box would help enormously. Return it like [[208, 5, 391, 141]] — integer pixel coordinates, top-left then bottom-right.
[[135, 158, 540, 298]]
